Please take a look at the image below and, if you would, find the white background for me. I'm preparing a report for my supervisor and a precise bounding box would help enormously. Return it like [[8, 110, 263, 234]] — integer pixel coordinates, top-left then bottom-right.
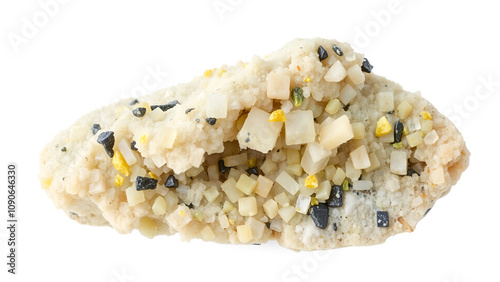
[[1, 1, 499, 281]]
